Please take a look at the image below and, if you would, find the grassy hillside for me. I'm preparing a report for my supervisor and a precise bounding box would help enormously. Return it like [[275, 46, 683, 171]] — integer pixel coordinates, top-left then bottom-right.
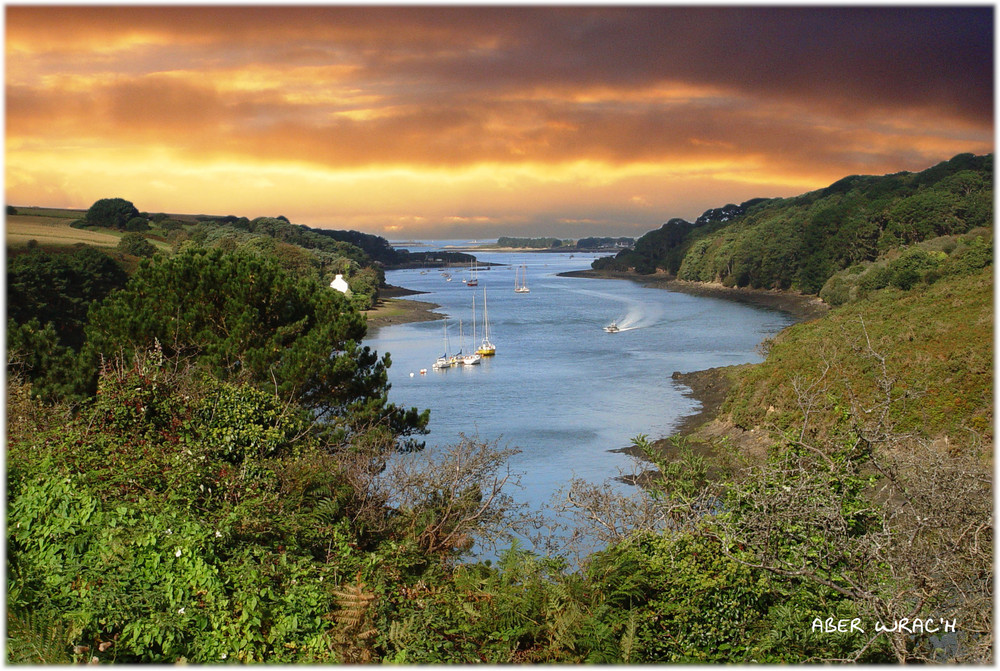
[[722, 265, 992, 453]]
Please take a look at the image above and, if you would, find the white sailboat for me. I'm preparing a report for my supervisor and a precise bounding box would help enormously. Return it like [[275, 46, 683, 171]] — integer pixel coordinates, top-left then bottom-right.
[[432, 319, 456, 369], [458, 319, 480, 365], [514, 263, 530, 293], [476, 288, 496, 356]]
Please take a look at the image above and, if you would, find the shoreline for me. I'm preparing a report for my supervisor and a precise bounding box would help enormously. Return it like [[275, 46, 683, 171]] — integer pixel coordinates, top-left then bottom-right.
[[363, 284, 443, 331], [558, 268, 829, 321], [575, 268, 827, 482], [367, 269, 827, 479]]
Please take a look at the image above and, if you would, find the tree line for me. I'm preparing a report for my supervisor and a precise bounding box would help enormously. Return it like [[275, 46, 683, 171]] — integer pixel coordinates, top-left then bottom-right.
[[594, 153, 992, 295]]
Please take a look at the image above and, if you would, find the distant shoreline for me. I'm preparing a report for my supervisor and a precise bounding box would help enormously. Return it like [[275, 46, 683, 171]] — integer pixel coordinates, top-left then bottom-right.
[[558, 268, 829, 322]]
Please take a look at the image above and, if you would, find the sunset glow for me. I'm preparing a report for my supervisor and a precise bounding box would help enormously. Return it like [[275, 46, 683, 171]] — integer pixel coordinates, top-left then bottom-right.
[[6, 5, 993, 238]]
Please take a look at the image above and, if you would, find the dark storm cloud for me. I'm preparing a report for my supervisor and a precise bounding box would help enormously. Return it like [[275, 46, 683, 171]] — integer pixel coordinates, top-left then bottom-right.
[[6, 5, 993, 235]]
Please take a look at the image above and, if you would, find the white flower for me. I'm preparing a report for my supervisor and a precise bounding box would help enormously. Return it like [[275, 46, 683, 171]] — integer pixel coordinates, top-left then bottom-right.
[[177, 607, 185, 614], [220, 653, 227, 659], [175, 548, 182, 557], [215, 530, 222, 538], [166, 528, 172, 534]]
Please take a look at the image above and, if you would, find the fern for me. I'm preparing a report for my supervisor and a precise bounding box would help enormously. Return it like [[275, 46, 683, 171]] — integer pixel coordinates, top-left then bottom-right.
[[619, 612, 638, 663], [327, 574, 378, 663], [308, 497, 343, 526], [7, 610, 71, 664]]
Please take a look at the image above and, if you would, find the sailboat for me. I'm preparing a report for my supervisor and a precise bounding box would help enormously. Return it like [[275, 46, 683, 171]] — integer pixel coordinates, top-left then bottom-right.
[[460, 314, 481, 365], [432, 319, 456, 370], [514, 263, 530, 293], [454, 317, 483, 366], [476, 288, 496, 356], [466, 258, 479, 286]]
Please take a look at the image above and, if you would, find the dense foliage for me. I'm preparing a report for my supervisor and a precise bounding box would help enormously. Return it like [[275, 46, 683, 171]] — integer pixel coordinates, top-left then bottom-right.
[[7, 246, 130, 401], [85, 248, 428, 451], [8, 246, 129, 350], [181, 216, 393, 309], [576, 236, 634, 249], [8, 156, 992, 663], [594, 153, 992, 293]]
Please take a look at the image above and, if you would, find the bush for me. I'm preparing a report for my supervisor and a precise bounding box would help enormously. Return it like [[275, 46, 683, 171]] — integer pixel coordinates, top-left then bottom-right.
[[117, 231, 156, 257], [124, 216, 150, 232], [7, 357, 348, 663], [84, 248, 428, 450]]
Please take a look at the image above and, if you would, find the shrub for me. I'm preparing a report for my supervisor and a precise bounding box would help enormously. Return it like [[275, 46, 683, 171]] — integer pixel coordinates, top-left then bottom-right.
[[124, 216, 150, 232], [116, 231, 156, 257]]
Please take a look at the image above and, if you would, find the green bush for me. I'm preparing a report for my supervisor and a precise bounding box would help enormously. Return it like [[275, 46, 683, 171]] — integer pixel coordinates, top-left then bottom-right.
[[117, 231, 156, 257], [124, 216, 150, 232]]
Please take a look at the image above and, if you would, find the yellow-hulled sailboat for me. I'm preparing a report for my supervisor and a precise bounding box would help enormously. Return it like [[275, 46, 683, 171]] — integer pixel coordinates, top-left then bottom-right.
[[476, 288, 496, 356]]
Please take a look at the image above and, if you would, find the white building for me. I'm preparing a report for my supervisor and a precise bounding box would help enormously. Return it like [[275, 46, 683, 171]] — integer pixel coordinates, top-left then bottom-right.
[[330, 274, 352, 296]]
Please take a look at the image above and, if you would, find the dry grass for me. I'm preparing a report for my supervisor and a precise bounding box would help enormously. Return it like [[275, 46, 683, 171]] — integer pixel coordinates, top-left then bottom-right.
[[6, 214, 121, 247]]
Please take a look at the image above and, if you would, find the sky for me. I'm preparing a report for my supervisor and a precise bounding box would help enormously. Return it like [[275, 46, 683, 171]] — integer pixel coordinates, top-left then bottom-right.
[[5, 4, 994, 239]]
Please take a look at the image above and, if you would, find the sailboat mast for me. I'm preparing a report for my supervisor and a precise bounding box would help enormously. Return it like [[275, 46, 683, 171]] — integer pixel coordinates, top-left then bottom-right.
[[482, 290, 488, 339]]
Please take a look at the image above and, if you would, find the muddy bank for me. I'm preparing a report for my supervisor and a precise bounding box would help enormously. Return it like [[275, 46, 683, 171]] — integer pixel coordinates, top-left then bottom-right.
[[364, 285, 443, 331], [613, 365, 743, 462]]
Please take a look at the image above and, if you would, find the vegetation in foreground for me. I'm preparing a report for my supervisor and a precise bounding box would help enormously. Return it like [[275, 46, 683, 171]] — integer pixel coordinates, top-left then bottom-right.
[[6, 165, 993, 663]]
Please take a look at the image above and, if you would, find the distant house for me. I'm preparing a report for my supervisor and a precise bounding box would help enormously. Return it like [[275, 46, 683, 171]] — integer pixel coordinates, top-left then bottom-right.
[[330, 274, 352, 296]]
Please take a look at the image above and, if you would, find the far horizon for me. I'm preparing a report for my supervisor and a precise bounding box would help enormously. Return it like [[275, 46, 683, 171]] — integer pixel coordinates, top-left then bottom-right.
[[6, 6, 993, 239]]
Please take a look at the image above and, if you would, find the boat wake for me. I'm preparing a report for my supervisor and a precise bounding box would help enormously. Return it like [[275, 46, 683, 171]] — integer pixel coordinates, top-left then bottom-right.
[[554, 285, 665, 332], [610, 302, 664, 331]]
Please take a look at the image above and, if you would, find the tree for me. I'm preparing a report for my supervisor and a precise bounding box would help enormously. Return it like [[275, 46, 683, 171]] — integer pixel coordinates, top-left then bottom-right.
[[7, 245, 129, 350], [84, 247, 428, 451], [117, 231, 157, 257], [85, 197, 141, 229]]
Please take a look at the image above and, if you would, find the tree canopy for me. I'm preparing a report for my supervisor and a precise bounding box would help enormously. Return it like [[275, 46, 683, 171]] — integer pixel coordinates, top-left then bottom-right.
[[85, 197, 141, 230], [85, 247, 428, 450], [593, 153, 993, 293]]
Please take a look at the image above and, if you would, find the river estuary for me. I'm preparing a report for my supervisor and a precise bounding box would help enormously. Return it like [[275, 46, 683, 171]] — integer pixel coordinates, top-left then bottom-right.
[[364, 245, 795, 551]]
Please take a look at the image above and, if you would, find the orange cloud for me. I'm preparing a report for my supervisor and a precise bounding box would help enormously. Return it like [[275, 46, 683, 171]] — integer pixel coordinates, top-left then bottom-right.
[[5, 5, 993, 237]]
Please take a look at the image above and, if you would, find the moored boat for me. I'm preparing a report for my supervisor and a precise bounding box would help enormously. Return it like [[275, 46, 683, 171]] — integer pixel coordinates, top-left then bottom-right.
[[514, 263, 530, 293], [476, 288, 496, 356]]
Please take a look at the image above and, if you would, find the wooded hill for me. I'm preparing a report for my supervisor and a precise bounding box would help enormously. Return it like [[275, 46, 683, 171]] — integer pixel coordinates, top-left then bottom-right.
[[594, 153, 992, 298]]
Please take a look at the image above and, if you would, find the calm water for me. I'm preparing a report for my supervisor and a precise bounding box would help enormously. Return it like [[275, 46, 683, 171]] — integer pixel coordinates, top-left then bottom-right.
[[366, 247, 794, 526]]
